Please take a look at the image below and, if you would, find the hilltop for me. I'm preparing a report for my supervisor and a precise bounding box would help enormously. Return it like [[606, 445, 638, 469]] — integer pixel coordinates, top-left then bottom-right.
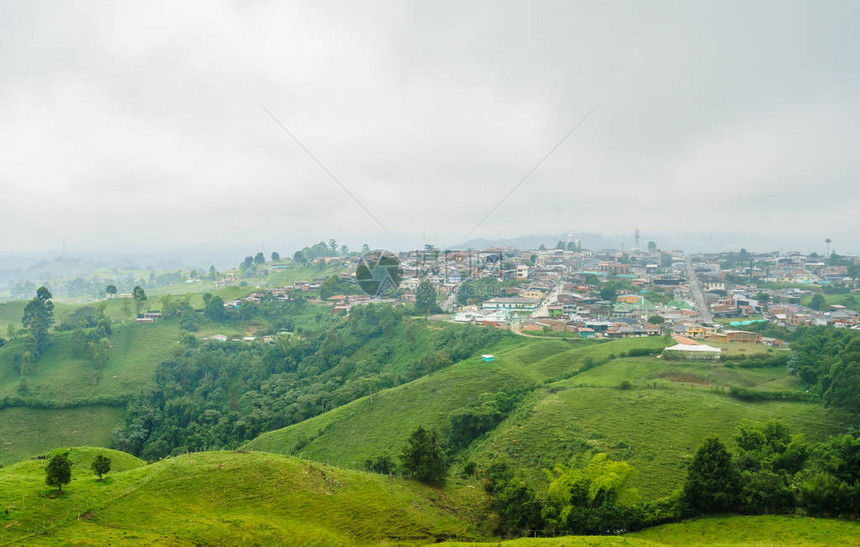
[[0, 448, 488, 545]]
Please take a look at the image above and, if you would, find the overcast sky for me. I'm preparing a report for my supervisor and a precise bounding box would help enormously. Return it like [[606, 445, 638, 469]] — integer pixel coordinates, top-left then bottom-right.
[[1, 0, 858, 257]]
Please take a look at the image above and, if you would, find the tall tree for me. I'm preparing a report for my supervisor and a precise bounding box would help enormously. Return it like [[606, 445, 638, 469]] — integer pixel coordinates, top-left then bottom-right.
[[683, 437, 742, 514], [254, 252, 266, 265], [22, 286, 54, 355], [105, 284, 118, 299], [271, 251, 280, 262], [45, 452, 72, 492], [400, 426, 446, 484], [132, 286, 147, 317], [205, 296, 226, 322]]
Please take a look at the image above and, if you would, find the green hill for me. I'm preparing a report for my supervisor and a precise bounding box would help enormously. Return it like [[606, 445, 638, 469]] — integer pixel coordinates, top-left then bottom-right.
[[447, 515, 860, 545], [0, 320, 183, 464], [245, 336, 846, 500], [627, 514, 860, 545], [0, 448, 487, 545]]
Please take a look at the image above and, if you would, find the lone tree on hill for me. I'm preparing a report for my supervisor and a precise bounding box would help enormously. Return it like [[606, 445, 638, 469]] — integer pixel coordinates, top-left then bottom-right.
[[271, 251, 280, 262], [254, 252, 266, 265], [105, 284, 117, 299], [132, 286, 147, 316], [400, 426, 446, 484], [45, 452, 72, 492], [91, 454, 111, 481]]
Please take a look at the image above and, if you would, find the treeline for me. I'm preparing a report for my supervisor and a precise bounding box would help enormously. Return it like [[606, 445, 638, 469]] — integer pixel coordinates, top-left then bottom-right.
[[112, 306, 504, 461], [783, 326, 860, 421], [479, 421, 860, 538]]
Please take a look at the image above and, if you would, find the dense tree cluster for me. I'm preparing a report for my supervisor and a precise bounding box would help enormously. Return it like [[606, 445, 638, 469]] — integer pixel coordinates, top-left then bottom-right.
[[682, 424, 860, 519], [112, 306, 502, 460]]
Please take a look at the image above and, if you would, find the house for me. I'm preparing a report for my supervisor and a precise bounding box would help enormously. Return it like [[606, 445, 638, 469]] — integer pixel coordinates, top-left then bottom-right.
[[482, 297, 539, 311], [662, 343, 722, 360], [521, 288, 546, 300]]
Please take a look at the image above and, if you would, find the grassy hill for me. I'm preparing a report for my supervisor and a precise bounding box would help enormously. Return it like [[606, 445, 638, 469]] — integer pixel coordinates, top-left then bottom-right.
[[0, 321, 181, 407], [627, 514, 860, 545], [0, 448, 488, 545], [446, 515, 860, 545], [0, 320, 184, 464], [245, 336, 847, 500], [0, 406, 125, 466]]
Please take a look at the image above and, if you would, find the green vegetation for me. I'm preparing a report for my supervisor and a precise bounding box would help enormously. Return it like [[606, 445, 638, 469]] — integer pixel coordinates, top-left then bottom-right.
[[0, 406, 125, 465], [0, 449, 486, 545], [628, 515, 860, 545], [114, 307, 505, 460]]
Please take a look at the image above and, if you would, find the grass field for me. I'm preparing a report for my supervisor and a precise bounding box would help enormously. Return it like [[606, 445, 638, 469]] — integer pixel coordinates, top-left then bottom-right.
[[0, 320, 182, 407], [0, 406, 125, 465], [245, 335, 846, 501], [244, 335, 544, 465], [628, 515, 860, 545], [0, 448, 488, 545]]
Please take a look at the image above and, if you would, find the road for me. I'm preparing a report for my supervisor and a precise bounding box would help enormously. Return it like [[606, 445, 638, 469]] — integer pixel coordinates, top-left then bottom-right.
[[532, 279, 562, 318], [685, 257, 713, 323]]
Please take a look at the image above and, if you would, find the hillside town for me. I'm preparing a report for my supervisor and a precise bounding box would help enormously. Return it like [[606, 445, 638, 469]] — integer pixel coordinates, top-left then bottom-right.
[[216, 241, 860, 359]]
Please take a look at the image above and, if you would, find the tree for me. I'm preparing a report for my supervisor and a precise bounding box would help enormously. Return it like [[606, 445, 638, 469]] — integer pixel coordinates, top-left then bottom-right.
[[555, 240, 565, 250], [105, 284, 118, 299], [45, 452, 72, 492], [91, 454, 111, 481], [293, 250, 307, 265], [824, 338, 860, 413], [415, 280, 437, 315], [542, 453, 640, 534], [329, 239, 337, 253], [400, 426, 446, 484], [364, 455, 395, 474], [683, 437, 742, 514], [361, 243, 371, 254], [340, 244, 349, 256], [241, 256, 254, 270], [809, 294, 827, 311], [22, 286, 54, 356], [271, 251, 280, 262], [205, 296, 226, 322], [254, 252, 266, 265], [647, 241, 657, 252], [132, 286, 147, 317], [647, 315, 665, 324], [208, 265, 217, 280]]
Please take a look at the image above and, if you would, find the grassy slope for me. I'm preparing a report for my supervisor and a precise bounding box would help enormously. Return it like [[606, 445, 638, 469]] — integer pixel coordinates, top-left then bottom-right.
[[0, 320, 181, 464], [447, 515, 860, 546], [0, 321, 181, 406], [245, 335, 541, 464], [0, 449, 487, 546], [244, 338, 666, 465], [628, 515, 860, 545], [0, 407, 125, 466], [246, 336, 846, 501]]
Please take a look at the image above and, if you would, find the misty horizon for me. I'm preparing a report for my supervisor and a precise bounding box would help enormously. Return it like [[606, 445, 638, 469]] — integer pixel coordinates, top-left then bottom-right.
[[2, 1, 858, 256]]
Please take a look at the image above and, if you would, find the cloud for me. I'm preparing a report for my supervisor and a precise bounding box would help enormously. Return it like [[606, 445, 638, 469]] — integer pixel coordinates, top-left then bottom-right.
[[0, 0, 858, 255]]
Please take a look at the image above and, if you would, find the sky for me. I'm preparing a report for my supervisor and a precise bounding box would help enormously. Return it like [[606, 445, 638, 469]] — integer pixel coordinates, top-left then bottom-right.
[[1, 0, 858, 258]]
